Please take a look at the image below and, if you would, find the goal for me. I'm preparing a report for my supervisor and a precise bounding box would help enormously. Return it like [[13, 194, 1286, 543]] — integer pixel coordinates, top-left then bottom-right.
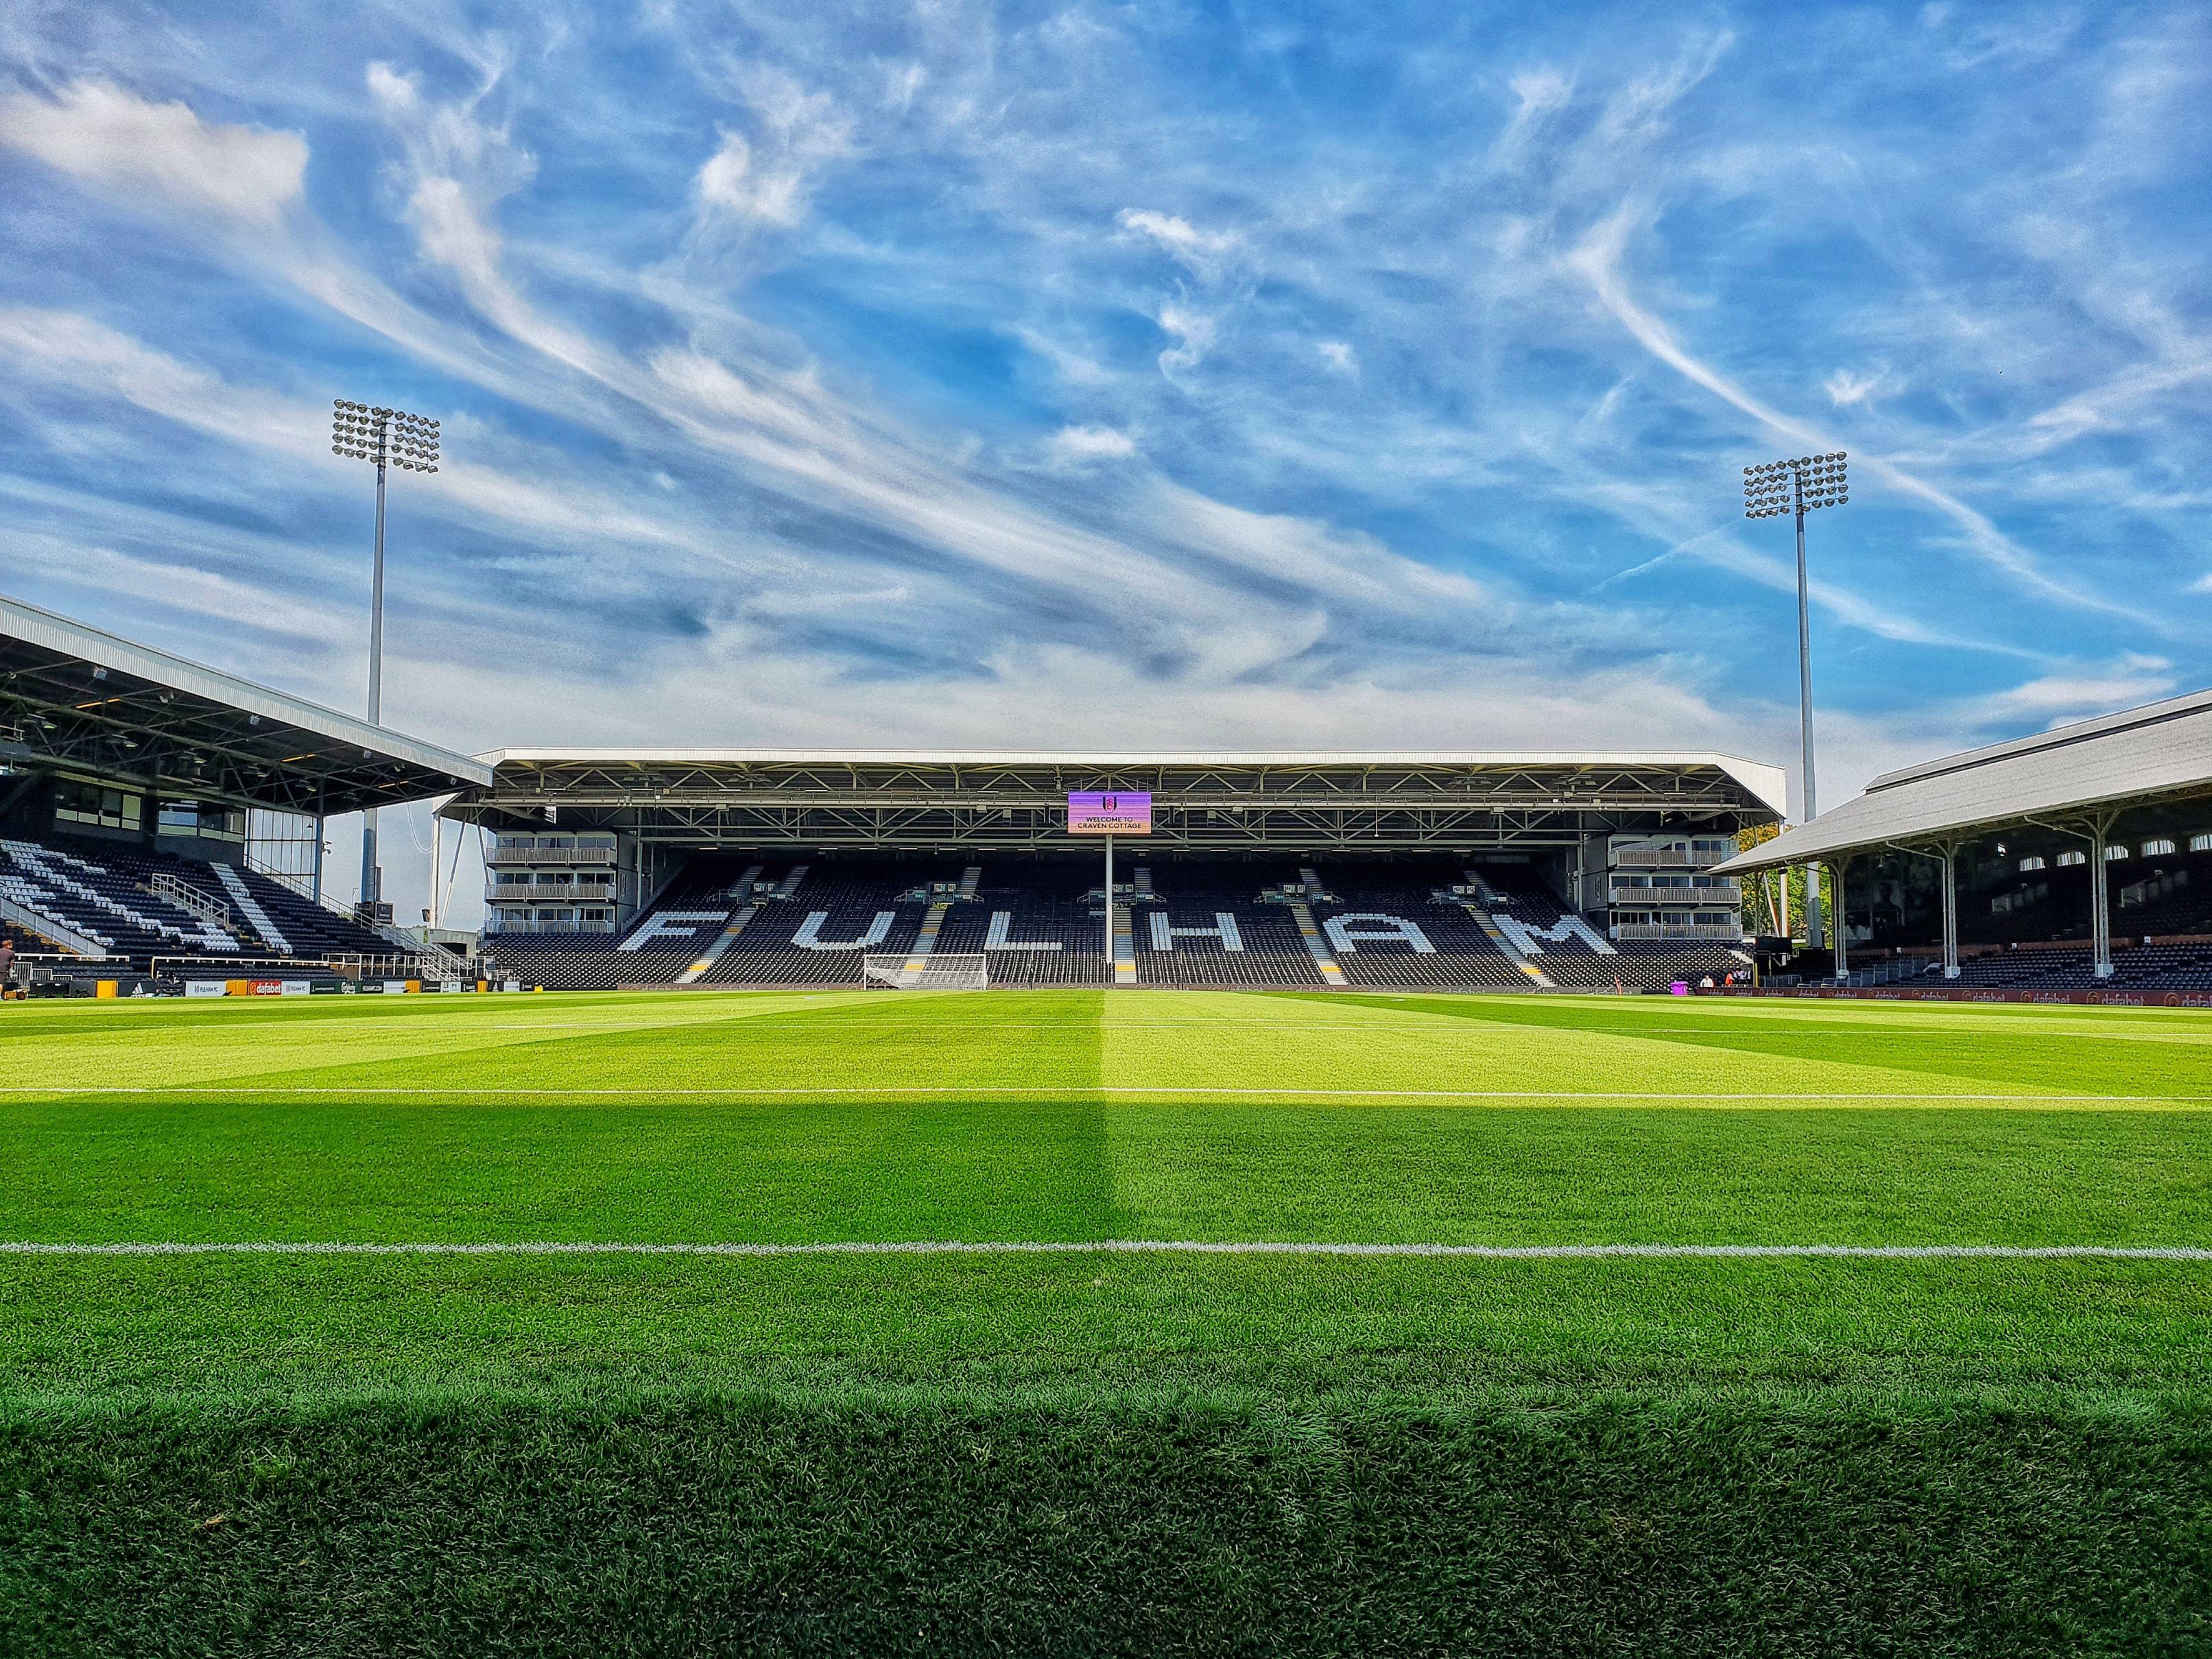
[[862, 953, 990, 990]]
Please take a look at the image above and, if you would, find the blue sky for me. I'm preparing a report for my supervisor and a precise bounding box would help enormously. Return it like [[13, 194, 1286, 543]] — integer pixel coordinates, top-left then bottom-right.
[[1, 1, 2209, 915]]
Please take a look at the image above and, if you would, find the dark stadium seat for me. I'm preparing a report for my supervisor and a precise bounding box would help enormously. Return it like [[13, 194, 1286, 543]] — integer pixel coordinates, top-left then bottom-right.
[[1310, 861, 1531, 990], [1132, 866, 1324, 988], [704, 859, 931, 987], [481, 850, 1768, 995], [0, 831, 420, 972], [933, 861, 1110, 987]]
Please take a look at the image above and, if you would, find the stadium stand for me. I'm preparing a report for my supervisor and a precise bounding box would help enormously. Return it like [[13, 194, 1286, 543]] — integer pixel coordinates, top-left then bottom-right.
[[931, 860, 1110, 987], [1462, 861, 1752, 990], [1309, 862, 1532, 990], [702, 860, 931, 987], [1132, 865, 1324, 988], [485, 860, 754, 990], [482, 850, 1772, 994], [0, 831, 403, 967]]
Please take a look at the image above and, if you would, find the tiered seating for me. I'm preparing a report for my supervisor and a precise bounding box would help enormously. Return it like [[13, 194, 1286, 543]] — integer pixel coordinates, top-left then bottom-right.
[[217, 863, 396, 957], [1610, 943, 1757, 988], [2110, 944, 2212, 990], [704, 861, 929, 986], [1962, 866, 2088, 948], [1468, 863, 1626, 988], [1951, 851, 2212, 951], [1311, 863, 1530, 990], [0, 837, 243, 960], [933, 861, 1108, 987], [484, 935, 629, 991], [1, 916, 46, 958], [1134, 866, 1322, 989], [486, 862, 747, 989], [1943, 944, 2212, 993], [1473, 862, 1753, 990], [51, 835, 401, 960], [480, 850, 1769, 994], [2109, 855, 2212, 938]]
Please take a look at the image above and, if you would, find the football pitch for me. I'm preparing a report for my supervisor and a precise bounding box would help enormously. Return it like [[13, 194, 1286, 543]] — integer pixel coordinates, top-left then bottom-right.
[[6, 988, 2211, 1653]]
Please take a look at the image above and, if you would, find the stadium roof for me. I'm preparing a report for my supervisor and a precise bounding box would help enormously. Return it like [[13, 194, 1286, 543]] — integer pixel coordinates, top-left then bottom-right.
[[1717, 688, 2212, 874], [0, 593, 493, 817], [473, 748, 1787, 806], [451, 750, 1787, 852]]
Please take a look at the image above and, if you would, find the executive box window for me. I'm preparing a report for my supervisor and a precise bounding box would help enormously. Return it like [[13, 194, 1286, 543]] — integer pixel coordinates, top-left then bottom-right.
[[55, 780, 141, 832], [158, 800, 246, 842]]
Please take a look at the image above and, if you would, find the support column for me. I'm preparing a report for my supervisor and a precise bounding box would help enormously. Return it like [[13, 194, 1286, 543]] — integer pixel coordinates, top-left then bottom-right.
[[1102, 833, 1114, 969], [1830, 857, 1850, 981], [2089, 818, 2114, 980], [1940, 847, 1960, 979]]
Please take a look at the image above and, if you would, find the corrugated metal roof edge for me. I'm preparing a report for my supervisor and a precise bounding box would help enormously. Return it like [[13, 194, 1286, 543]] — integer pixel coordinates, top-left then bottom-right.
[[1715, 776, 2212, 875], [468, 750, 1789, 816], [1, 593, 492, 787], [1868, 687, 2212, 793], [1720, 687, 2212, 876]]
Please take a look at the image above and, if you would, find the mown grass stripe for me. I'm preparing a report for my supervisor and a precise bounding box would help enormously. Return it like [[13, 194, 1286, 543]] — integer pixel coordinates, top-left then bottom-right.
[[5, 1239, 2207, 1260]]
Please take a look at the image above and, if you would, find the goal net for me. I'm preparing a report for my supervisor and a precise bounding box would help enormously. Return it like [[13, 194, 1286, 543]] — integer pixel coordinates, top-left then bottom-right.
[[862, 953, 990, 990]]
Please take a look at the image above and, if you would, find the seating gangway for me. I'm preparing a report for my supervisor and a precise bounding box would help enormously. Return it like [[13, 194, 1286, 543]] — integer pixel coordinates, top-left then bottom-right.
[[1285, 899, 1348, 986], [1110, 896, 1137, 984], [674, 863, 768, 984]]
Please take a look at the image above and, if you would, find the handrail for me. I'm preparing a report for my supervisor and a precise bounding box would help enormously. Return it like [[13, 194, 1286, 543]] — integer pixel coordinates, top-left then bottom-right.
[[0, 894, 109, 958], [488, 880, 618, 902], [149, 952, 475, 982], [147, 872, 235, 933], [1610, 848, 1731, 870], [245, 855, 468, 968], [485, 846, 617, 867]]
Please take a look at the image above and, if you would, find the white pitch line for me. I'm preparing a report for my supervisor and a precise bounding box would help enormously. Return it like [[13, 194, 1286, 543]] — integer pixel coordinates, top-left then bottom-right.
[[0, 1239, 2204, 1261], [0, 1085, 2201, 1103]]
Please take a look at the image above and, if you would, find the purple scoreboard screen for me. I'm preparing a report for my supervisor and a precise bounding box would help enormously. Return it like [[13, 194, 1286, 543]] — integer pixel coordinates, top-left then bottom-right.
[[1067, 791, 1152, 835]]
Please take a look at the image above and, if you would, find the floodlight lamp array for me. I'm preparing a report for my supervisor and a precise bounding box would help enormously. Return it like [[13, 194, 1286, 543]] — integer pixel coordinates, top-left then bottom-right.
[[330, 398, 441, 473], [1742, 451, 1846, 518]]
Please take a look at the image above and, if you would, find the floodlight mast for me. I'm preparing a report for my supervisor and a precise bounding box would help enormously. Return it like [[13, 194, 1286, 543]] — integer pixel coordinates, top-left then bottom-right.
[[330, 400, 440, 915], [1742, 452, 1848, 953]]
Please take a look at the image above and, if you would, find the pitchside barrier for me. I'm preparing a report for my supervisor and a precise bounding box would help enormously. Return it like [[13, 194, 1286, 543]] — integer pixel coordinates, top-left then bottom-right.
[[863, 953, 990, 990]]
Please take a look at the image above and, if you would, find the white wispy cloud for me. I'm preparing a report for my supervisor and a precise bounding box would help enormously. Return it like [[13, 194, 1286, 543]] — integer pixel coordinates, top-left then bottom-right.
[[1117, 208, 1241, 278], [1154, 302, 1217, 372], [693, 66, 853, 234], [0, 78, 305, 224], [1967, 654, 2178, 726], [1045, 424, 1137, 466], [1567, 204, 2161, 625], [1824, 368, 1897, 408]]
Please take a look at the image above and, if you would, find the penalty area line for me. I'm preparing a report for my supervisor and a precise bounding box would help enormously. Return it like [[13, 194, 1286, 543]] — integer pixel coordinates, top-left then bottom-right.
[[1, 1240, 2207, 1261]]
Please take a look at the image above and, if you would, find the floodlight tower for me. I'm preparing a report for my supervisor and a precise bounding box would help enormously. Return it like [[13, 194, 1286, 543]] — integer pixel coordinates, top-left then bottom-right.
[[1743, 451, 1848, 950], [331, 399, 440, 915]]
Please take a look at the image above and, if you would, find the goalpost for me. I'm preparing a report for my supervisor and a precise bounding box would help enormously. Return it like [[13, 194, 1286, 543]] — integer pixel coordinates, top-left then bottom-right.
[[862, 953, 990, 990]]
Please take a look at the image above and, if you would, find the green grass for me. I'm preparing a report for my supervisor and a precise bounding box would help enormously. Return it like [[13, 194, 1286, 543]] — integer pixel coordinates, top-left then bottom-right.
[[5, 988, 2211, 1653]]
